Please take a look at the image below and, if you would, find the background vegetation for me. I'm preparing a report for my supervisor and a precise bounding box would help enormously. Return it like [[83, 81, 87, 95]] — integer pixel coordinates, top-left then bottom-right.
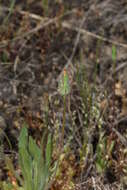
[[0, 0, 127, 189]]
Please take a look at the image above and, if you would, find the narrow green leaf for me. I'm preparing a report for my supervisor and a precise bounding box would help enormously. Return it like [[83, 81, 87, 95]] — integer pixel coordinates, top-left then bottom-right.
[[112, 45, 117, 62], [58, 70, 70, 96], [46, 134, 52, 168], [18, 126, 28, 149], [38, 133, 52, 190], [96, 162, 103, 173], [3, 0, 16, 24], [38, 156, 45, 190], [108, 140, 115, 156], [28, 136, 41, 190], [28, 136, 41, 163], [18, 126, 33, 190]]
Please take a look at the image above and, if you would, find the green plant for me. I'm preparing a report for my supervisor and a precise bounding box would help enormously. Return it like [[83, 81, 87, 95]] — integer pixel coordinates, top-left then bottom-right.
[[58, 69, 70, 97], [95, 132, 115, 174], [75, 52, 105, 168], [3, 0, 16, 24], [0, 127, 12, 150], [42, 0, 49, 16], [58, 69, 70, 147], [112, 45, 117, 86], [112, 45, 117, 65], [76, 62, 95, 158], [2, 124, 57, 190], [76, 58, 93, 128]]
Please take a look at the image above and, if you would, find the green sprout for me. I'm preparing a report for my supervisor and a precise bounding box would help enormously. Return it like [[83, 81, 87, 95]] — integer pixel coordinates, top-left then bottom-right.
[[112, 45, 117, 63], [112, 45, 117, 75], [58, 68, 70, 96], [58, 69, 70, 147]]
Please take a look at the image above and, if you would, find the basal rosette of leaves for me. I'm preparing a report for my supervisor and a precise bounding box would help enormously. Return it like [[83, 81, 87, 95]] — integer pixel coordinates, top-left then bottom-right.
[[2, 124, 57, 190]]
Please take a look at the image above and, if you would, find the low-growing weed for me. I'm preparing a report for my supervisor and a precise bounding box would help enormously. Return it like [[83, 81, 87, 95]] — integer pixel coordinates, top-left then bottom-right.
[[2, 124, 57, 190], [95, 132, 115, 174]]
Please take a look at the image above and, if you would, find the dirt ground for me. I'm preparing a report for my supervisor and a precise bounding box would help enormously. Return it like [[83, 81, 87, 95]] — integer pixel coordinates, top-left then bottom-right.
[[0, 0, 127, 189]]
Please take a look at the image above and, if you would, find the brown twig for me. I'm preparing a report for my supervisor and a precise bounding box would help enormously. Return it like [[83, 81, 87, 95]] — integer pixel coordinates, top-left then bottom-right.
[[57, 14, 86, 82], [0, 9, 76, 48], [62, 21, 127, 49]]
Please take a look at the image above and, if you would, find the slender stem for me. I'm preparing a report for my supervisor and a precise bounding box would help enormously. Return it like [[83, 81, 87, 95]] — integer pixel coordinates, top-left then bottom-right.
[[112, 46, 117, 119], [0, 128, 12, 150], [62, 95, 66, 147]]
